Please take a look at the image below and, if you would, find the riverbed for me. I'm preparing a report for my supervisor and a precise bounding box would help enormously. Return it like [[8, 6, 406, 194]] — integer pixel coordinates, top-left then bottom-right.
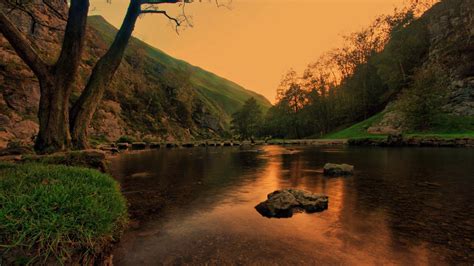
[[109, 145, 474, 265]]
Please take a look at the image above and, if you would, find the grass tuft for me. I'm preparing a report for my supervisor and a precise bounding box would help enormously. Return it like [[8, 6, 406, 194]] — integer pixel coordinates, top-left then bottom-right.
[[0, 163, 128, 264]]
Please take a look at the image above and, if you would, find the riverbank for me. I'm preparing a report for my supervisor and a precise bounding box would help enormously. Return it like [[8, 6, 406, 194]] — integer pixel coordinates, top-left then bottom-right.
[[347, 135, 474, 147], [97, 139, 348, 153], [93, 135, 474, 154], [0, 162, 128, 264]]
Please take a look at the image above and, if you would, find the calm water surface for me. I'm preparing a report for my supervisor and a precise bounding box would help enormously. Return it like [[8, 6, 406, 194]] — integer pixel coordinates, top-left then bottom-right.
[[110, 146, 474, 265]]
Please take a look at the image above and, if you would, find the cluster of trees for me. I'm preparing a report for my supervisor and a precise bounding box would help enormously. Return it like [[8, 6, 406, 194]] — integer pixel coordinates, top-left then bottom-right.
[[230, 97, 262, 140], [232, 0, 439, 140]]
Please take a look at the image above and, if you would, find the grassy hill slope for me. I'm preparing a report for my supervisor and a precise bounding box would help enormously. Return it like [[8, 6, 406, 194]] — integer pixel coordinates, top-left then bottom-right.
[[88, 16, 271, 122]]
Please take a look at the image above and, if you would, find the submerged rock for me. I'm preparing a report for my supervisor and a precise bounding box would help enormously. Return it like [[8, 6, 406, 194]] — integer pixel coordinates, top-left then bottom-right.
[[255, 189, 328, 218], [323, 163, 354, 176]]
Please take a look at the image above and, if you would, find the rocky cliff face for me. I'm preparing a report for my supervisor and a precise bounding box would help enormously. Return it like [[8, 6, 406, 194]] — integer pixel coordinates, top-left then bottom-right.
[[0, 0, 66, 148], [426, 0, 474, 116], [369, 0, 473, 134]]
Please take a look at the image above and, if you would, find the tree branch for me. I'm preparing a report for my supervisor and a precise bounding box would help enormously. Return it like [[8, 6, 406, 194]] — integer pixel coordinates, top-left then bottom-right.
[[0, 9, 50, 78], [140, 10, 182, 29], [54, 0, 89, 77], [140, 0, 183, 4]]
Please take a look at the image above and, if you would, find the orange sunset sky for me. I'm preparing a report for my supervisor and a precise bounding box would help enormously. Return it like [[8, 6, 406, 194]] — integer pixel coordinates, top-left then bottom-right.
[[90, 0, 406, 102]]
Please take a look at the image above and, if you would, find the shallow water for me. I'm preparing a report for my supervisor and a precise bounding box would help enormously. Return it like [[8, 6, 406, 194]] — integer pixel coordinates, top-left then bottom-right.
[[110, 146, 474, 265]]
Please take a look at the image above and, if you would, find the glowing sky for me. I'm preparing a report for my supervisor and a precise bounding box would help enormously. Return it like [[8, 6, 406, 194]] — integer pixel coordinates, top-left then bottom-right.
[[90, 0, 405, 102]]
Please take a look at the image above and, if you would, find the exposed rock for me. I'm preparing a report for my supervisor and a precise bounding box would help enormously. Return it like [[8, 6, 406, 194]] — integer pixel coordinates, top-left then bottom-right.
[[89, 101, 125, 141], [10, 120, 38, 140], [255, 189, 328, 218], [323, 163, 354, 176], [0, 130, 15, 149], [386, 133, 404, 146]]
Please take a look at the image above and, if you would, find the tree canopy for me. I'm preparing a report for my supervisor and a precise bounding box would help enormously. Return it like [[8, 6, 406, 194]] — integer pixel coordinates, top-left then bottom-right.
[[231, 97, 263, 140]]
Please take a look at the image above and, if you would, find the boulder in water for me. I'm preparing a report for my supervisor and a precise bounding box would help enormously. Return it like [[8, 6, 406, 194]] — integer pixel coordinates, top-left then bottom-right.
[[255, 189, 328, 218], [323, 163, 354, 176]]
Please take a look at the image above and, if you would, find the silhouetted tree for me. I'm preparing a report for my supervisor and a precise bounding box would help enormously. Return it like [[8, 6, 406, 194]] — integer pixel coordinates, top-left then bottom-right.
[[231, 97, 263, 140]]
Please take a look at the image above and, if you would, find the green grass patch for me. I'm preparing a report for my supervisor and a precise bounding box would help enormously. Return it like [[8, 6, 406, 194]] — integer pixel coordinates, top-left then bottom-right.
[[405, 115, 474, 138], [322, 113, 386, 139], [323, 113, 474, 140], [0, 163, 128, 264]]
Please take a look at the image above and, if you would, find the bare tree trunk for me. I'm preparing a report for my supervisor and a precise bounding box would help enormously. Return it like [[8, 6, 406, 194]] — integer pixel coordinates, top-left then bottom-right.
[[70, 1, 141, 149], [0, 0, 89, 153], [34, 77, 72, 152]]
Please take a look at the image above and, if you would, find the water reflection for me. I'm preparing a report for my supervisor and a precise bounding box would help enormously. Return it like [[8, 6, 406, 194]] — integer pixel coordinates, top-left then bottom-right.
[[110, 146, 474, 265]]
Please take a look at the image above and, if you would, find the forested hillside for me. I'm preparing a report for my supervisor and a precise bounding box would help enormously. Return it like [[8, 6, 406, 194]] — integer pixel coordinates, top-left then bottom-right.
[[0, 8, 270, 148], [261, 0, 473, 139]]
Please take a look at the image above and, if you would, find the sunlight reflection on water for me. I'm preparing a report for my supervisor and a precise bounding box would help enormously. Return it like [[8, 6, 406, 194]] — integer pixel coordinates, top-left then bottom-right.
[[110, 145, 474, 265]]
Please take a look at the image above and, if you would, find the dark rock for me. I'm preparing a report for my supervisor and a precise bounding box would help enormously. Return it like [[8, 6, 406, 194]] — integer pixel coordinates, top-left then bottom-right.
[[182, 143, 195, 148], [255, 189, 328, 218], [323, 163, 354, 176], [117, 143, 129, 150], [386, 134, 404, 146], [166, 143, 178, 148], [131, 142, 147, 150], [149, 142, 161, 149]]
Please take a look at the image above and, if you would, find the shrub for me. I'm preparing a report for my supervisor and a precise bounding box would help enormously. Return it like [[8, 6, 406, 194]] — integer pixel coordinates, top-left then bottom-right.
[[0, 163, 128, 264], [116, 135, 135, 144], [396, 65, 448, 131]]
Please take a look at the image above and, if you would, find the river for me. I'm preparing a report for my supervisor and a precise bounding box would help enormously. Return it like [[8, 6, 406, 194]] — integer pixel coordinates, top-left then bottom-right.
[[109, 145, 474, 265]]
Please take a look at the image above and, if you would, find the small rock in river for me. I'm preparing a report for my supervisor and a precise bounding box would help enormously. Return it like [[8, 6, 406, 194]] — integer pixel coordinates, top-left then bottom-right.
[[323, 163, 354, 176], [255, 189, 328, 218]]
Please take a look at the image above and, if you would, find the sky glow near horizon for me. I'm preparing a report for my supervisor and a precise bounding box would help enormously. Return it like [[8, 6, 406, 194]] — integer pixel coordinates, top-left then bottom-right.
[[90, 0, 406, 102]]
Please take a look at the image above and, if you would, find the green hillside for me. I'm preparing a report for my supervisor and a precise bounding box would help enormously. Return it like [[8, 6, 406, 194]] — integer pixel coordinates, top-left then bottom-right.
[[88, 16, 271, 122]]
